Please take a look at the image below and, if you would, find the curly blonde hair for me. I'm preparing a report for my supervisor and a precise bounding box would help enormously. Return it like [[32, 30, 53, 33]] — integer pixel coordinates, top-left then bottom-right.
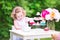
[[11, 6, 26, 19]]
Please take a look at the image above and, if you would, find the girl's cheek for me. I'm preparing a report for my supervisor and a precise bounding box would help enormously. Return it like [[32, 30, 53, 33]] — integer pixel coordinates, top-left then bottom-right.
[[17, 18, 20, 20]]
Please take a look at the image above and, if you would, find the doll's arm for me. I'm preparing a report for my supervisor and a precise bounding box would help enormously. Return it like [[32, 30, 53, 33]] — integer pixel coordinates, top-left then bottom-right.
[[14, 20, 22, 30]]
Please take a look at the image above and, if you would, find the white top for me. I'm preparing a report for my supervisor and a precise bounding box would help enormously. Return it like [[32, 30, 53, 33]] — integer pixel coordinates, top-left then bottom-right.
[[13, 17, 31, 31]]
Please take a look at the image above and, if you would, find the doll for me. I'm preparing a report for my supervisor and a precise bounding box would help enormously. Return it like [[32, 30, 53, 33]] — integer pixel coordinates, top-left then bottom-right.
[[40, 18, 47, 28], [51, 33, 60, 40]]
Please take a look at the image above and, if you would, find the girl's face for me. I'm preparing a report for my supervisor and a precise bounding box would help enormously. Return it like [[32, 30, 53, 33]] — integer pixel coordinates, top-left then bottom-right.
[[16, 12, 24, 20]]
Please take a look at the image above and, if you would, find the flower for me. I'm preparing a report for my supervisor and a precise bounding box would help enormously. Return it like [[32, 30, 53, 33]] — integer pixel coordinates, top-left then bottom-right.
[[41, 8, 60, 22], [41, 10, 49, 18]]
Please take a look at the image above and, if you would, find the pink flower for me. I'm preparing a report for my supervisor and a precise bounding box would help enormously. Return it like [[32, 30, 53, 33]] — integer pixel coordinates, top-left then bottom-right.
[[29, 21, 35, 26], [41, 10, 49, 18]]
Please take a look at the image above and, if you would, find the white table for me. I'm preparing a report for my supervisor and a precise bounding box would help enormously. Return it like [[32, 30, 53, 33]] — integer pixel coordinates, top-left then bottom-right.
[[9, 29, 60, 40]]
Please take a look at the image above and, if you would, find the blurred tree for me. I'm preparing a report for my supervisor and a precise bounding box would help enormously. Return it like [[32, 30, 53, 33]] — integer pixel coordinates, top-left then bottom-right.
[[0, 0, 60, 40]]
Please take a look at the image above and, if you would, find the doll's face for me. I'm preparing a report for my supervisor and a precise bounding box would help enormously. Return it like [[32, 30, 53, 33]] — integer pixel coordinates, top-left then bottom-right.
[[16, 12, 24, 20]]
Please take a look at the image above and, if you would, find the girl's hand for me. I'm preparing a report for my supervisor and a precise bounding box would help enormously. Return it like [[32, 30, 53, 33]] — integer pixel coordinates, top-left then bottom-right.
[[15, 28, 22, 30]]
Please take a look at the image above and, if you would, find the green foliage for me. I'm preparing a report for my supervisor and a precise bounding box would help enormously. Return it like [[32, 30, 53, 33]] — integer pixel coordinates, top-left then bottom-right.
[[40, 38, 52, 40], [0, 0, 60, 40]]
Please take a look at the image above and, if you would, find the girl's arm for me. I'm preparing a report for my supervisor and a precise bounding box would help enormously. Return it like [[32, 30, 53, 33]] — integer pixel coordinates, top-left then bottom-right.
[[25, 17, 34, 22], [14, 20, 22, 30]]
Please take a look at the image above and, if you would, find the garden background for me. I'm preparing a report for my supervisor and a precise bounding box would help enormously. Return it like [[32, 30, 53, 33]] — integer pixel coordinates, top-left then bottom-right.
[[0, 0, 60, 40]]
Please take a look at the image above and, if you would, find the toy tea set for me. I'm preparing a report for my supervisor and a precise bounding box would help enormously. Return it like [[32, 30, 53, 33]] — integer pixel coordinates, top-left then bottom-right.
[[28, 12, 48, 31]]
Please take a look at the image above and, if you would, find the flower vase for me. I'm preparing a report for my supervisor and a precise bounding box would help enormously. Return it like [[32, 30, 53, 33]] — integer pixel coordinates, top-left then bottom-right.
[[47, 20, 55, 30]]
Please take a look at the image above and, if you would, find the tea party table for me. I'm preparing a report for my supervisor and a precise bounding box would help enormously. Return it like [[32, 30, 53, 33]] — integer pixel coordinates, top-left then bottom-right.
[[9, 28, 60, 40]]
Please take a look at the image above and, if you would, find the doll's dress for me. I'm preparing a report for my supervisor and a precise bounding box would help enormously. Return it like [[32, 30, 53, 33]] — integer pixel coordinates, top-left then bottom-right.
[[56, 34, 60, 40], [40, 21, 46, 27]]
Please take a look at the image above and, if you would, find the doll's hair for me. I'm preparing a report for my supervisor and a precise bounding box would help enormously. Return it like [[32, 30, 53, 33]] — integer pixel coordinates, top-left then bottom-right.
[[51, 34, 57, 40], [11, 6, 26, 19]]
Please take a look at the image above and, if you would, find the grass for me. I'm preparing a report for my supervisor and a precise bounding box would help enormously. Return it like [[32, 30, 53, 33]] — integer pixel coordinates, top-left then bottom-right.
[[34, 38, 52, 40], [40, 38, 52, 40]]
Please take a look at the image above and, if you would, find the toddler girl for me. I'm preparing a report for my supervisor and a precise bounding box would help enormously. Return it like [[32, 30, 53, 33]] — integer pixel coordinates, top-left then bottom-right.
[[11, 6, 31, 40], [11, 6, 31, 31]]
